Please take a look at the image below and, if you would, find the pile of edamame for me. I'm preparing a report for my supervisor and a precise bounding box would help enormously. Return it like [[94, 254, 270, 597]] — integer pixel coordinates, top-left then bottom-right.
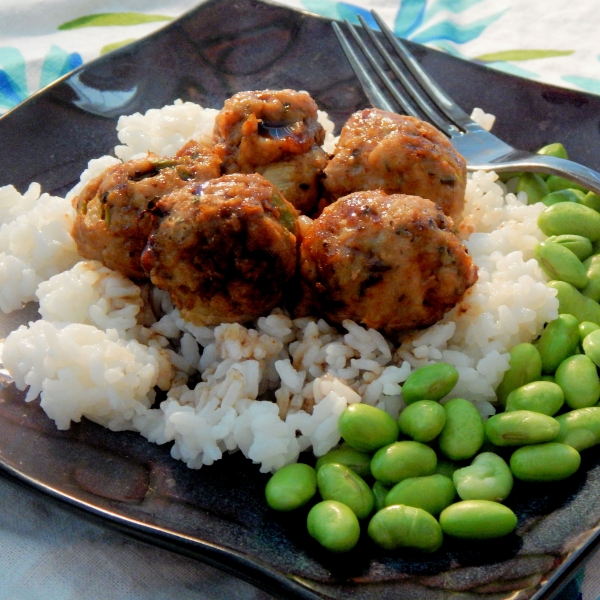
[[265, 142, 600, 554]]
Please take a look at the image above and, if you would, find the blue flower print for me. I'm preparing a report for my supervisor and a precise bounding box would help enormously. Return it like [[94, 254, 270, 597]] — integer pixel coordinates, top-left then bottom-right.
[[0, 46, 82, 113]]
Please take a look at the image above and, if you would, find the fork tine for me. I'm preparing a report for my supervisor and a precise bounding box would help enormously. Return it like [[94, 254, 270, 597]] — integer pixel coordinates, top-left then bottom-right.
[[332, 21, 406, 114], [369, 10, 474, 132], [354, 14, 455, 135]]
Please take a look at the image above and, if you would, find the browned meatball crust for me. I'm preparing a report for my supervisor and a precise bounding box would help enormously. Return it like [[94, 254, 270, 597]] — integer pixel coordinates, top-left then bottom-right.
[[213, 89, 328, 214], [71, 141, 221, 280], [299, 190, 477, 336], [141, 173, 299, 326], [322, 109, 467, 223]]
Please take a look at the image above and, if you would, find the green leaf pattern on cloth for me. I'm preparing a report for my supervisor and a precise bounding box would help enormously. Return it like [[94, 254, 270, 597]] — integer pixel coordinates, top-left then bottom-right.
[[58, 12, 172, 30]]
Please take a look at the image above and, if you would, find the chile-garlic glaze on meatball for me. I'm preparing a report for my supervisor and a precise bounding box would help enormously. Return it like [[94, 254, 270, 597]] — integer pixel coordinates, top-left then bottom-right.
[[141, 173, 298, 326], [298, 190, 477, 336], [71, 141, 221, 280], [213, 89, 329, 214], [322, 109, 467, 223]]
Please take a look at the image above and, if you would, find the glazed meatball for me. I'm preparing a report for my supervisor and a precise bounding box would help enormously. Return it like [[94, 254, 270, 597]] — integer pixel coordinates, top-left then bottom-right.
[[213, 89, 328, 214], [298, 190, 477, 336], [141, 173, 298, 326], [71, 141, 221, 280], [322, 109, 467, 223]]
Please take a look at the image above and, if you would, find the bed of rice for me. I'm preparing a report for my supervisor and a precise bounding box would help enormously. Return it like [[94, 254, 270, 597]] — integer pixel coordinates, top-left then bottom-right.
[[0, 100, 558, 473]]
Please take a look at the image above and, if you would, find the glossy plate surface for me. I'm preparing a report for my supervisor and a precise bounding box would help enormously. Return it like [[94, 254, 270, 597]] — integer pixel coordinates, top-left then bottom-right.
[[2, 0, 600, 598]]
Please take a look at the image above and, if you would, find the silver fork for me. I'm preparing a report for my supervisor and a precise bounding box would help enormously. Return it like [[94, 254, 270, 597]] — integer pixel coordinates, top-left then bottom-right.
[[332, 11, 600, 196]]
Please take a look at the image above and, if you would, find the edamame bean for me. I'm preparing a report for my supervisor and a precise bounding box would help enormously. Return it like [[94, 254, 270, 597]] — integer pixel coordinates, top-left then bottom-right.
[[579, 192, 600, 213], [548, 281, 600, 325], [510, 443, 581, 481], [453, 452, 513, 502], [496, 343, 543, 405], [338, 404, 399, 453], [372, 480, 390, 512], [307, 500, 360, 552], [385, 474, 455, 516], [401, 363, 459, 404], [581, 255, 600, 301], [534, 241, 588, 288], [368, 504, 443, 552], [537, 142, 568, 160], [534, 313, 580, 373], [546, 176, 589, 194], [438, 398, 484, 460], [317, 463, 374, 519], [439, 500, 518, 539], [370, 441, 437, 487], [265, 463, 317, 511], [517, 173, 549, 205], [541, 189, 585, 207], [505, 381, 564, 416], [582, 328, 600, 366], [398, 400, 446, 442], [538, 202, 600, 241], [485, 410, 560, 446], [554, 407, 600, 451], [579, 321, 600, 342], [316, 445, 372, 480], [555, 354, 600, 409], [546, 234, 593, 261]]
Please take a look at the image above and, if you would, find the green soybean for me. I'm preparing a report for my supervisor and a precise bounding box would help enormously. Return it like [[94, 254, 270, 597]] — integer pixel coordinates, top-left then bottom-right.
[[534, 241, 588, 288], [546, 176, 589, 194], [579, 321, 600, 342], [401, 363, 459, 404], [316, 445, 372, 480], [517, 173, 549, 205], [438, 398, 484, 461], [534, 313, 580, 373], [372, 480, 390, 512], [582, 328, 600, 366], [496, 343, 543, 405], [368, 504, 443, 552], [338, 404, 399, 453], [370, 441, 437, 487], [537, 202, 600, 241], [505, 381, 564, 416], [580, 192, 600, 213], [317, 463, 374, 519], [537, 142, 568, 160], [265, 463, 317, 511], [541, 188, 585, 207], [439, 500, 518, 539], [554, 407, 600, 451], [510, 443, 581, 481], [385, 474, 456, 516], [485, 410, 559, 446], [548, 280, 600, 325], [581, 255, 600, 301], [555, 354, 600, 409], [398, 400, 446, 442], [546, 234, 593, 261], [307, 500, 360, 552], [453, 452, 513, 502]]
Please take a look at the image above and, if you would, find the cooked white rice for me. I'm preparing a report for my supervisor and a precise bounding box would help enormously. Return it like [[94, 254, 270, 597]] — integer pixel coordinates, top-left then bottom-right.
[[0, 100, 558, 473]]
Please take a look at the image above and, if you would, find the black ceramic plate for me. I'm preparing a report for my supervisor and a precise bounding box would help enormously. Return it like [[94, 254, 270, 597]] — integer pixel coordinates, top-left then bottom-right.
[[2, 1, 600, 598]]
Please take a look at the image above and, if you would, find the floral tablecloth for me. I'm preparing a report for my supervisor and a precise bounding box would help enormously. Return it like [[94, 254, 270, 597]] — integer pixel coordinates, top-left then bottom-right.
[[1, 0, 599, 599]]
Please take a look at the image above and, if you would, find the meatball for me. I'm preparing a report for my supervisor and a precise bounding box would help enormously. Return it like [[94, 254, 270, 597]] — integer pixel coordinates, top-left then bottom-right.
[[213, 89, 329, 214], [322, 109, 467, 223], [141, 173, 298, 326], [298, 190, 477, 336], [71, 141, 221, 280]]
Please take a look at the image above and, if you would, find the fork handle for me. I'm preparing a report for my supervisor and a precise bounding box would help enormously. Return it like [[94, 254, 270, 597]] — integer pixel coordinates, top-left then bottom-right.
[[468, 154, 600, 197]]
